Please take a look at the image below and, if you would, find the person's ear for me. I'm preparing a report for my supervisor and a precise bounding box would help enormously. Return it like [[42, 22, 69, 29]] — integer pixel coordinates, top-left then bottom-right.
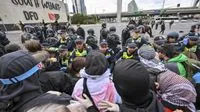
[[154, 82, 160, 90]]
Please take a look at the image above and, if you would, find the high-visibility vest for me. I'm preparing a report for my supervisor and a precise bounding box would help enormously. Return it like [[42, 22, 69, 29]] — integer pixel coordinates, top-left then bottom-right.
[[122, 52, 133, 59], [75, 50, 87, 57]]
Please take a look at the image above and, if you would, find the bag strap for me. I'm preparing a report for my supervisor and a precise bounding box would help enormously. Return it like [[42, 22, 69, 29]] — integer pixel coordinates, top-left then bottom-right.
[[83, 78, 99, 111]]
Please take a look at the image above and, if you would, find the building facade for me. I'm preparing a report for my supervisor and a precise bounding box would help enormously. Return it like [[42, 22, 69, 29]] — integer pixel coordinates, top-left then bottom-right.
[[72, 0, 87, 14], [128, 0, 138, 13]]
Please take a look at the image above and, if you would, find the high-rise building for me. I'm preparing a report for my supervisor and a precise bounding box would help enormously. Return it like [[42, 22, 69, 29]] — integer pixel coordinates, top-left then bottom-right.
[[72, 0, 87, 14], [128, 0, 138, 13]]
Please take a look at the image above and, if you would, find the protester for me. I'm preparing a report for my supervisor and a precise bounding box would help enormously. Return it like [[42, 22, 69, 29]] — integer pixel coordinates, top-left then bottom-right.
[[0, 51, 72, 111], [138, 45, 197, 112], [99, 59, 164, 112], [72, 51, 121, 111]]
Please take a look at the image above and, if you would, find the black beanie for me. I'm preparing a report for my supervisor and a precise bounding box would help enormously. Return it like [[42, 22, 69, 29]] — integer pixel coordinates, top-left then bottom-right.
[[113, 59, 150, 105], [5, 44, 21, 53], [85, 51, 108, 75], [0, 51, 41, 101]]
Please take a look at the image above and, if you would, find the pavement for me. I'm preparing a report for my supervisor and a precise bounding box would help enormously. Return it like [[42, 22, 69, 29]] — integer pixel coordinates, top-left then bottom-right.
[[6, 21, 197, 45]]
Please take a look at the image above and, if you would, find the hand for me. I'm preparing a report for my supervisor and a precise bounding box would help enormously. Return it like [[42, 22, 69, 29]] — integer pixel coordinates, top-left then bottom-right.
[[99, 101, 120, 112], [75, 94, 93, 108], [173, 109, 183, 112], [155, 82, 160, 89]]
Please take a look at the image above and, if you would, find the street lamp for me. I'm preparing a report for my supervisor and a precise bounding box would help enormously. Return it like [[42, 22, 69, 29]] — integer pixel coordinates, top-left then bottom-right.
[[0, 17, 7, 32]]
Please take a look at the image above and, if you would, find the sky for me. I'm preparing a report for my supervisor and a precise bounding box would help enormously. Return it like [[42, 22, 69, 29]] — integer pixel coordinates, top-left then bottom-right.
[[64, 0, 195, 14]]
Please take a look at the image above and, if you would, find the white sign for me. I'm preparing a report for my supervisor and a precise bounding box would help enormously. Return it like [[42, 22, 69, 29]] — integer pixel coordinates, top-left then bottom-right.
[[0, 0, 68, 24]]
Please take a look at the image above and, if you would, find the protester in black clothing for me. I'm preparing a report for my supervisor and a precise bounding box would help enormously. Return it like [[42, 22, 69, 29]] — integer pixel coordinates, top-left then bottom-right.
[[160, 21, 165, 35], [100, 23, 109, 42], [76, 24, 85, 40], [0, 51, 72, 112], [97, 60, 164, 112]]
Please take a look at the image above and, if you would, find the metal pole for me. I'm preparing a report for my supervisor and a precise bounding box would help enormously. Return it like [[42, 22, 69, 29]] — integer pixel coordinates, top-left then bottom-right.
[[0, 18, 7, 32], [117, 0, 122, 23], [162, 0, 165, 9]]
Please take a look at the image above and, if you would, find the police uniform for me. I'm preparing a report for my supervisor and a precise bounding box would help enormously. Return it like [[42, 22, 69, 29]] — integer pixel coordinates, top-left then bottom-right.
[[126, 36, 148, 49], [69, 49, 88, 63]]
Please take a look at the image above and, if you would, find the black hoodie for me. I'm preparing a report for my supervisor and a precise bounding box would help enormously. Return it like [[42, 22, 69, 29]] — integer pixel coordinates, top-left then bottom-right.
[[113, 60, 164, 112], [0, 51, 72, 112]]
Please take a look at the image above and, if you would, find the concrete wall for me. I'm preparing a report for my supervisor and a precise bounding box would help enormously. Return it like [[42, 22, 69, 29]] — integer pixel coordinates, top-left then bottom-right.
[[0, 0, 68, 25]]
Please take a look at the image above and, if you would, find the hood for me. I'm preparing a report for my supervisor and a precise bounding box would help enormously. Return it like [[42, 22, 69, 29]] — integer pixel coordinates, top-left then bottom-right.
[[85, 51, 108, 76], [113, 59, 150, 105], [119, 91, 164, 112], [138, 45, 156, 60], [0, 51, 42, 110], [168, 53, 188, 63]]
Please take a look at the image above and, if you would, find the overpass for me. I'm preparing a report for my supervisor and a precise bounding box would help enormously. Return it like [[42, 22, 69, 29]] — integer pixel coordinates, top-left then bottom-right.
[[90, 7, 200, 19]]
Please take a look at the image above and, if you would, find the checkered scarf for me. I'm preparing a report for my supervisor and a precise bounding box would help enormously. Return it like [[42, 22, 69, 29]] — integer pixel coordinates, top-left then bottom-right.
[[158, 70, 197, 112]]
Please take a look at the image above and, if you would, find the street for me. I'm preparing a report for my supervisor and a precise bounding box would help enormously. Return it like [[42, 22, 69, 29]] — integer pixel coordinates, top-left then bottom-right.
[[6, 21, 197, 46]]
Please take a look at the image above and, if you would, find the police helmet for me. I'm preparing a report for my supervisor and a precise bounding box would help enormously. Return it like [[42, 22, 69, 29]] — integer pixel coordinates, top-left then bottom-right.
[[100, 39, 108, 45], [44, 37, 59, 47], [109, 26, 116, 32], [87, 29, 95, 35], [154, 35, 166, 46], [46, 28, 55, 38], [167, 32, 179, 40]]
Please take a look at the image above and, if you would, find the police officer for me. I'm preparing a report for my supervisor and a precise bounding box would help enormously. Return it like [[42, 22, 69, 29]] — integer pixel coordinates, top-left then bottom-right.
[[107, 26, 121, 54], [115, 42, 139, 61], [69, 36, 89, 63], [86, 29, 98, 50], [100, 23, 109, 42], [34, 26, 44, 43], [183, 35, 200, 60], [59, 45, 71, 68], [98, 39, 115, 71], [58, 30, 68, 47], [167, 32, 179, 43], [126, 28, 148, 49], [66, 26, 77, 51], [153, 35, 166, 51], [46, 28, 56, 38]]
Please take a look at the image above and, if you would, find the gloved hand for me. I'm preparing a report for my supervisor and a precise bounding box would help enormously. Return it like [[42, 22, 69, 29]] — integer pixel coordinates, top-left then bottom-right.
[[99, 101, 120, 112], [75, 94, 93, 108], [183, 38, 189, 45]]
